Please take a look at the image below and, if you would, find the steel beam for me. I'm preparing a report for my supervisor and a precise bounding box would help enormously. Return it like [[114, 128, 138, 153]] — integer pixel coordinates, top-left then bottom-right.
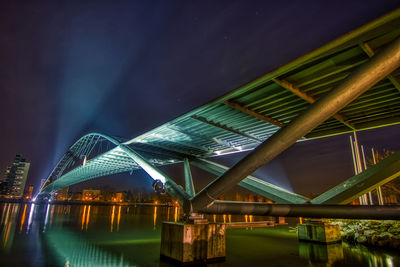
[[190, 36, 400, 212], [191, 115, 261, 142], [199, 201, 400, 220], [360, 42, 400, 93], [183, 158, 195, 197], [119, 144, 190, 204], [272, 78, 355, 130], [190, 158, 309, 204], [224, 100, 284, 128], [312, 150, 400, 204]]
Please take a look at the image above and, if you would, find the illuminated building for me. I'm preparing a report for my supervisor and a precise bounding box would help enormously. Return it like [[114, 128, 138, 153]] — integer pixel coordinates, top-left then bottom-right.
[[114, 192, 125, 202], [82, 189, 101, 201], [55, 187, 69, 201], [0, 155, 30, 198]]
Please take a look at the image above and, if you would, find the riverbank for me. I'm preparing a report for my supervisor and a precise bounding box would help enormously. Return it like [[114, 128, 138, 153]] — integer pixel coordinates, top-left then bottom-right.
[[330, 219, 400, 249], [0, 198, 173, 207]]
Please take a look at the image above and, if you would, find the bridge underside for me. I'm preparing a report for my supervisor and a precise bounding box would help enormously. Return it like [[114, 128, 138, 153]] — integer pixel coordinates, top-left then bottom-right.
[[38, 10, 400, 219]]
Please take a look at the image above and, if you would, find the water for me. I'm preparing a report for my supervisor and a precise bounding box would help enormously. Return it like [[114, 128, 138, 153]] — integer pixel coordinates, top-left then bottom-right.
[[0, 203, 399, 267]]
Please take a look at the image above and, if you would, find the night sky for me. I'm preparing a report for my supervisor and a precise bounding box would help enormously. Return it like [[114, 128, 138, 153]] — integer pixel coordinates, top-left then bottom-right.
[[1, 1, 400, 197]]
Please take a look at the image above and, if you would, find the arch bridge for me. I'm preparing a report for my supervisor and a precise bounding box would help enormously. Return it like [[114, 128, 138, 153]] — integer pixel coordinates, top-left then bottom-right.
[[38, 10, 400, 219]]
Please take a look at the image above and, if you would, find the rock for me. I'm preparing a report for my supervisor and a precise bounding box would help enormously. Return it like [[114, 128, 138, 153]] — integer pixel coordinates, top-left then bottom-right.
[[364, 230, 377, 237], [356, 235, 368, 244], [331, 220, 400, 249], [387, 225, 400, 235], [378, 232, 394, 239]]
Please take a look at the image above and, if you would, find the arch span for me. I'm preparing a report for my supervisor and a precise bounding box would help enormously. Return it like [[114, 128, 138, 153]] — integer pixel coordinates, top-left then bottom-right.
[[36, 132, 188, 203]]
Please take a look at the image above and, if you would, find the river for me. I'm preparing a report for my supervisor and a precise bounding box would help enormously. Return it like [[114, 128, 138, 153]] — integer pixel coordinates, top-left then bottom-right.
[[0, 203, 398, 266]]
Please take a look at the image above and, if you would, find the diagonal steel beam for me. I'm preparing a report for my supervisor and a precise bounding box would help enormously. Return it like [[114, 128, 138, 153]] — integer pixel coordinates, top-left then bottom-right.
[[118, 144, 190, 204], [360, 41, 400, 93], [190, 36, 400, 213], [183, 158, 195, 197], [223, 100, 284, 128], [311, 150, 400, 204], [190, 158, 309, 204], [191, 115, 262, 142], [272, 78, 356, 130]]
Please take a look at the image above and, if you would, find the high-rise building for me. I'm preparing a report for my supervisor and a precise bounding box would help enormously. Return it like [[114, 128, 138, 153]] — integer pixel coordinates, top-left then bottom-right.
[[0, 155, 30, 198]]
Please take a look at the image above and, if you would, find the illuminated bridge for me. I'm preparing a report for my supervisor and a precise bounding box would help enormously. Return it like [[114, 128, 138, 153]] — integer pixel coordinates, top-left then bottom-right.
[[38, 10, 400, 218]]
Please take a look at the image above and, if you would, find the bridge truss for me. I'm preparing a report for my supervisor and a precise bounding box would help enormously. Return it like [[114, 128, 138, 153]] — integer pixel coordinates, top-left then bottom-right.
[[37, 10, 400, 218]]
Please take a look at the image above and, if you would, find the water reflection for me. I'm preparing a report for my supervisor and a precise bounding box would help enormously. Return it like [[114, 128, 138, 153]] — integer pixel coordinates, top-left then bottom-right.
[[86, 205, 91, 231], [43, 204, 51, 232], [117, 206, 121, 232], [1, 204, 19, 250], [174, 206, 178, 222], [341, 242, 397, 267], [1, 203, 399, 267], [167, 206, 170, 221], [299, 242, 344, 266], [81, 205, 87, 231], [110, 205, 115, 232], [153, 206, 157, 230], [26, 203, 35, 233], [46, 228, 131, 267], [19, 204, 27, 233], [80, 205, 92, 231]]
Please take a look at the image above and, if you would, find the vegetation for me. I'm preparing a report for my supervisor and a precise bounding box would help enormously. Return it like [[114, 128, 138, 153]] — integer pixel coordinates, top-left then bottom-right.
[[368, 149, 400, 199]]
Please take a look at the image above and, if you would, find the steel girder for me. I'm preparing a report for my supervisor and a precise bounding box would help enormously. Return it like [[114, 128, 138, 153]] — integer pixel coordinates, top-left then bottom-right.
[[190, 158, 310, 204], [312, 150, 400, 204], [37, 12, 400, 220], [191, 35, 400, 212], [118, 144, 190, 204]]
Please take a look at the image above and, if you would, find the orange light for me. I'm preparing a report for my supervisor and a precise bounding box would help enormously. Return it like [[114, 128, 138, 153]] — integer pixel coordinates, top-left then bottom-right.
[[117, 206, 121, 232], [20, 204, 27, 232], [110, 205, 116, 232], [81, 206, 87, 231], [86, 206, 91, 231]]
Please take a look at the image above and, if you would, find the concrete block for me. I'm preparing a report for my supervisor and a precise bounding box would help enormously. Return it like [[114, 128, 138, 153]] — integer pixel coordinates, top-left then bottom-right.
[[160, 222, 226, 264], [298, 221, 341, 243]]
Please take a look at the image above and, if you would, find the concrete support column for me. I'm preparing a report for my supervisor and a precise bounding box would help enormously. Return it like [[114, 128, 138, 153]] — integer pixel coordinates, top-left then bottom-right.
[[160, 222, 226, 264], [298, 221, 341, 244]]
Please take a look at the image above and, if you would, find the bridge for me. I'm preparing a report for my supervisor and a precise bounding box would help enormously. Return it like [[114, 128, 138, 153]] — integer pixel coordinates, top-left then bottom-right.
[[37, 10, 400, 218]]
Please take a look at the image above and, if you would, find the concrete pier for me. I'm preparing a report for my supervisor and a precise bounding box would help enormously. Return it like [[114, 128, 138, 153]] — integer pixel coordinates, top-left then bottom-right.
[[297, 221, 341, 244], [160, 222, 226, 264]]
